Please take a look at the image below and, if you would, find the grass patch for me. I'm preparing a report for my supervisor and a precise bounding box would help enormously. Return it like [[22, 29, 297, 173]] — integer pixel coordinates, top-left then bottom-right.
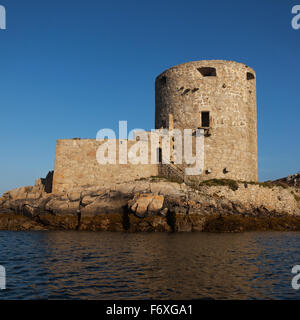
[[150, 176, 183, 184], [244, 180, 289, 189], [134, 177, 147, 181], [135, 176, 183, 184], [199, 179, 239, 191]]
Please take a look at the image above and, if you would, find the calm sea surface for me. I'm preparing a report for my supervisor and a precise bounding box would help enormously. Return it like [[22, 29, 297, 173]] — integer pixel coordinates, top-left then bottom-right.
[[0, 231, 300, 300]]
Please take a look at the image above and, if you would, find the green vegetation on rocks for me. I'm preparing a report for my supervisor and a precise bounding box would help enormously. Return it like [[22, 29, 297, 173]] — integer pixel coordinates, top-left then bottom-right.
[[244, 180, 289, 189], [199, 179, 239, 191]]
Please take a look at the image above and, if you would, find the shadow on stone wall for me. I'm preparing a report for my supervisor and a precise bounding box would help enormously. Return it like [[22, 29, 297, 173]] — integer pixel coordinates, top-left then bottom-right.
[[41, 171, 54, 193]]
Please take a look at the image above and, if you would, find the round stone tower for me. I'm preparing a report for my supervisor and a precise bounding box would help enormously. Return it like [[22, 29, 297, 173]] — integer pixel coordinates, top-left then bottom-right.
[[155, 60, 258, 182]]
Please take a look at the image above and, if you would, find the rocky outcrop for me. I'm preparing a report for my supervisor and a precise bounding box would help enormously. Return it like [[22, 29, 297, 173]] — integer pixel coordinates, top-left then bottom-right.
[[274, 172, 300, 188], [129, 194, 164, 217], [1, 177, 300, 232]]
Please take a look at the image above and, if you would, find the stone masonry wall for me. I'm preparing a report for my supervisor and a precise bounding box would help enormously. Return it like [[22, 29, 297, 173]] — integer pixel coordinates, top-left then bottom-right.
[[52, 139, 158, 193], [53, 60, 258, 192], [155, 60, 258, 182]]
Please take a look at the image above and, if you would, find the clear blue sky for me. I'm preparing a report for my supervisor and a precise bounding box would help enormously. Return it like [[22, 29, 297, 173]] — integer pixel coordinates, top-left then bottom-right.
[[0, 0, 299, 193]]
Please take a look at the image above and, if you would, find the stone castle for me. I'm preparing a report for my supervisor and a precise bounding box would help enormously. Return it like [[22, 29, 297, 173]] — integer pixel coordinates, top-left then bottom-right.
[[52, 60, 258, 193], [3, 60, 300, 233]]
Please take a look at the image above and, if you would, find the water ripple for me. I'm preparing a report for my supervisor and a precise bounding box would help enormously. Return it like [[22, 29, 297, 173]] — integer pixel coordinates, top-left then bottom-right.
[[0, 231, 300, 299]]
